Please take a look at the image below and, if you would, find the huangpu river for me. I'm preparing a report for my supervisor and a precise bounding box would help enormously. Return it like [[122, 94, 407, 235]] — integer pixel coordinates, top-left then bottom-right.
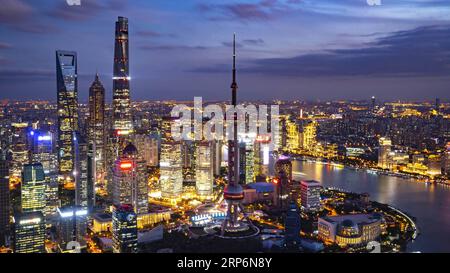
[[291, 160, 450, 253]]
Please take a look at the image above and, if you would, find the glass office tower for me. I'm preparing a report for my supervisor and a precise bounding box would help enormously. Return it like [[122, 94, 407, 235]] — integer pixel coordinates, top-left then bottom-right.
[[56, 50, 78, 179], [21, 163, 46, 214], [112, 17, 132, 132]]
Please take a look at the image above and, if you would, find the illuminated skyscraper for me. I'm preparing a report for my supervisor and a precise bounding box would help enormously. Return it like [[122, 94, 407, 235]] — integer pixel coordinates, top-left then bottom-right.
[[254, 135, 271, 179], [30, 130, 57, 175], [21, 163, 46, 213], [112, 144, 148, 214], [9, 141, 29, 182], [300, 180, 322, 211], [299, 120, 317, 152], [0, 160, 9, 246], [134, 133, 159, 167], [56, 50, 78, 179], [74, 134, 94, 210], [88, 73, 106, 187], [112, 16, 132, 132], [195, 141, 213, 198], [12, 211, 45, 253], [112, 204, 137, 253], [445, 142, 450, 175], [56, 206, 87, 252], [378, 137, 392, 169], [160, 118, 183, 199], [275, 156, 292, 182], [285, 119, 299, 152]]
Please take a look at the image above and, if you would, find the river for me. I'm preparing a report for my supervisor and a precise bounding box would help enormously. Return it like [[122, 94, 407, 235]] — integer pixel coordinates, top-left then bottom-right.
[[291, 160, 450, 253]]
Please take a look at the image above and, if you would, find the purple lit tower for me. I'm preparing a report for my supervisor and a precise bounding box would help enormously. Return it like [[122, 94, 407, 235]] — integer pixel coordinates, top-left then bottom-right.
[[221, 34, 255, 235]]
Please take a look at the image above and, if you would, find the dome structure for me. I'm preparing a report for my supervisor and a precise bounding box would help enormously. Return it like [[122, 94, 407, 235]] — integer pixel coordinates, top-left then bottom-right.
[[123, 143, 138, 157]]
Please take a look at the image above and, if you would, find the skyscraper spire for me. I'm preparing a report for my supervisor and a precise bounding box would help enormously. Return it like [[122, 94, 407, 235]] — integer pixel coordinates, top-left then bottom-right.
[[231, 33, 238, 106]]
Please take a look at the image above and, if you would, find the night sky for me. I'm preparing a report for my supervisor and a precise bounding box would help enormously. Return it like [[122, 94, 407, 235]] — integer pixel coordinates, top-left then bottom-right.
[[0, 0, 450, 102]]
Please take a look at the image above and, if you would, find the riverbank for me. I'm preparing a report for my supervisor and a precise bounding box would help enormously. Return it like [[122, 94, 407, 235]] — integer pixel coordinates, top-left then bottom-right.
[[288, 154, 450, 186]]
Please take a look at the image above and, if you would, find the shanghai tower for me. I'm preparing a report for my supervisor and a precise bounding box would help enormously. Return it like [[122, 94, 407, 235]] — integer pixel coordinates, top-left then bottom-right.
[[113, 16, 133, 133]]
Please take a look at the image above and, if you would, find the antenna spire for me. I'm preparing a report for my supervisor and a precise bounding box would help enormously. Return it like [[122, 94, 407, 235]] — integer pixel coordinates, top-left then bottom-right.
[[231, 32, 238, 104]]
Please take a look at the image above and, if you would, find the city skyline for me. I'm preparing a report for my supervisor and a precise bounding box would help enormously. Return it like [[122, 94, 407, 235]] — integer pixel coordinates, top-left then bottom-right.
[[1, 0, 450, 257], [1, 0, 450, 101]]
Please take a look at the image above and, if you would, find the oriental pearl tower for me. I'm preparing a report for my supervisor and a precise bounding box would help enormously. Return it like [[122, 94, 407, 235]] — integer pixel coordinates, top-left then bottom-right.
[[220, 34, 257, 236]]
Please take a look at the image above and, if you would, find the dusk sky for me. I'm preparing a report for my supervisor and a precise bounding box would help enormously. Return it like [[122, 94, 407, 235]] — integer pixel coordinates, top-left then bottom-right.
[[1, 0, 450, 102]]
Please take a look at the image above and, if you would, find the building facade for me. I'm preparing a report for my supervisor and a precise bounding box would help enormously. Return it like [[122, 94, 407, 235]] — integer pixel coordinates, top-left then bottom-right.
[[112, 204, 138, 253], [112, 144, 148, 214], [21, 163, 46, 214], [56, 50, 78, 179], [112, 17, 133, 132], [195, 141, 213, 198], [0, 160, 9, 246], [13, 211, 45, 253], [300, 180, 322, 211], [88, 74, 106, 187]]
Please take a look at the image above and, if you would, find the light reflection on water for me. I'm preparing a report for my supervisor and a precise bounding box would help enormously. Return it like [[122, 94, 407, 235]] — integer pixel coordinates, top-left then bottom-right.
[[291, 160, 450, 253]]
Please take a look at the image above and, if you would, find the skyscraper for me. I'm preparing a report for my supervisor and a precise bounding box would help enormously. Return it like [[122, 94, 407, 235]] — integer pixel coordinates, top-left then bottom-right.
[[275, 156, 293, 183], [112, 204, 138, 253], [378, 137, 392, 169], [30, 130, 58, 175], [74, 134, 94, 210], [112, 16, 132, 132], [445, 142, 450, 175], [12, 211, 45, 253], [195, 141, 213, 198], [21, 163, 46, 214], [0, 160, 9, 246], [285, 201, 301, 247], [112, 144, 148, 214], [88, 73, 106, 188], [160, 118, 183, 199], [300, 180, 322, 211], [56, 206, 87, 252], [299, 120, 317, 152], [56, 50, 78, 179]]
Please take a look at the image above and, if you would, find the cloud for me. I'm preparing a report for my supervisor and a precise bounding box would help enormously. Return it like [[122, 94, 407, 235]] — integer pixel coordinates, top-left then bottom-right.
[[222, 41, 244, 48], [0, 68, 54, 81], [196, 0, 298, 22], [0, 0, 33, 24], [242, 38, 265, 46], [139, 44, 207, 51], [136, 30, 176, 38], [193, 25, 450, 77], [0, 42, 12, 49]]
